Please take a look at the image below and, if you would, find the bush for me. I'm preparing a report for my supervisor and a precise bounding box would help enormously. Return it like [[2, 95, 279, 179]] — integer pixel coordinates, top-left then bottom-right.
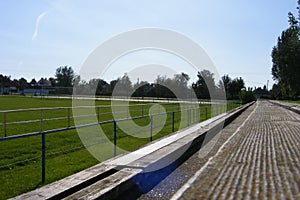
[[239, 90, 256, 104]]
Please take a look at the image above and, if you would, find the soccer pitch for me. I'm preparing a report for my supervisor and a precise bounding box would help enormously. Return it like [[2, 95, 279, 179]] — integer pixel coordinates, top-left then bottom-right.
[[0, 96, 238, 199]]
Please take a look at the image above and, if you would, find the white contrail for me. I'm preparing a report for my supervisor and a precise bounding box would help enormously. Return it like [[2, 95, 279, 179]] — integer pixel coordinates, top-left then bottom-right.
[[32, 11, 49, 40]]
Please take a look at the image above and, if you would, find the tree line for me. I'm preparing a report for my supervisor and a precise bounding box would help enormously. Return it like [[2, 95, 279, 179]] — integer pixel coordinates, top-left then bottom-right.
[[270, 1, 300, 99], [0, 66, 75, 95], [1, 66, 255, 103], [0, 66, 75, 90]]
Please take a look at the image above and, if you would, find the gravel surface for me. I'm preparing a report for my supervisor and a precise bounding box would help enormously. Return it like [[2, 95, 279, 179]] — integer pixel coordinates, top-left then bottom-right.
[[138, 102, 256, 200], [178, 101, 300, 200]]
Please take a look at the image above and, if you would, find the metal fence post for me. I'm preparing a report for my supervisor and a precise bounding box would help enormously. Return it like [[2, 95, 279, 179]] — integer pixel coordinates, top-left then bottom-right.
[[67, 108, 71, 128], [3, 112, 6, 137], [141, 104, 144, 116], [197, 106, 200, 122], [113, 120, 117, 157], [199, 106, 201, 122], [192, 108, 195, 124], [187, 109, 190, 126], [172, 111, 175, 132], [220, 103, 222, 114], [150, 115, 153, 142], [41, 109, 46, 183], [190, 108, 192, 124], [191, 108, 193, 124], [221, 103, 223, 114], [98, 107, 100, 122], [215, 105, 217, 116], [42, 132, 46, 183]]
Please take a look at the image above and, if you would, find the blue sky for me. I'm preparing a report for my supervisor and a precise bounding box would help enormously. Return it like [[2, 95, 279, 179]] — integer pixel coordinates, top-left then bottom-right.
[[0, 0, 298, 88]]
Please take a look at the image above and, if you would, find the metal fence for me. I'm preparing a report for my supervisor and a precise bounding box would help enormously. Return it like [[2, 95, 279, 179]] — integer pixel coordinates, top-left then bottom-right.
[[0, 102, 231, 183], [0, 103, 169, 138]]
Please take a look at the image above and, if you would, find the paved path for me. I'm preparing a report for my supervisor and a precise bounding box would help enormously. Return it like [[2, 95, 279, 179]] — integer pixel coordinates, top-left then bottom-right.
[[174, 101, 300, 200]]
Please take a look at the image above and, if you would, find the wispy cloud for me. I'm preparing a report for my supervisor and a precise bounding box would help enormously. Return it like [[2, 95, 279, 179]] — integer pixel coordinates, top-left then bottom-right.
[[32, 11, 49, 40]]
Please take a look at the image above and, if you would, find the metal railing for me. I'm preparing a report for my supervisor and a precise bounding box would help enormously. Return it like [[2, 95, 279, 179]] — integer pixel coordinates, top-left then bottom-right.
[[0, 102, 235, 184], [0, 103, 176, 138]]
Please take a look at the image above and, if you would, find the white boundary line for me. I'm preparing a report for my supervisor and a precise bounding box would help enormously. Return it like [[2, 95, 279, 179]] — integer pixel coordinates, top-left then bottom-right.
[[170, 102, 258, 200]]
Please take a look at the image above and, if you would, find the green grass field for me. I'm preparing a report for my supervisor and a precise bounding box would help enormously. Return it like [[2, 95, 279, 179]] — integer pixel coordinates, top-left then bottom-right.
[[0, 96, 239, 199], [281, 100, 300, 104]]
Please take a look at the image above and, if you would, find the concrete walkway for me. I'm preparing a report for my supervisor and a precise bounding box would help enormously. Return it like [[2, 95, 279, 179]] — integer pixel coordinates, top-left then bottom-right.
[[173, 100, 300, 200]]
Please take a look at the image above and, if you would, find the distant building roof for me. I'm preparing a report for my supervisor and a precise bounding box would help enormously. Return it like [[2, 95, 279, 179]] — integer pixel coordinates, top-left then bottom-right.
[[37, 78, 51, 86]]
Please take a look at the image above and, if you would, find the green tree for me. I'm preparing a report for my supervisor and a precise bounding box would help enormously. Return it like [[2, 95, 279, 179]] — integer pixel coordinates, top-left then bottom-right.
[[269, 83, 282, 99], [49, 77, 56, 87], [18, 78, 29, 90], [132, 81, 151, 97], [192, 70, 216, 99], [107, 79, 118, 95], [228, 77, 245, 99], [221, 74, 231, 98], [0, 74, 11, 94], [116, 73, 132, 97], [271, 11, 300, 98], [298, 0, 300, 23], [239, 89, 256, 104], [11, 79, 19, 88], [0, 74, 11, 87], [30, 78, 37, 87], [55, 66, 75, 87], [154, 75, 174, 98], [87, 78, 109, 95]]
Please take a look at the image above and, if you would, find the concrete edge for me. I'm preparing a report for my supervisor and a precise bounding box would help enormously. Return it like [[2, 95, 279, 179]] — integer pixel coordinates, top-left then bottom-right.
[[268, 100, 300, 115]]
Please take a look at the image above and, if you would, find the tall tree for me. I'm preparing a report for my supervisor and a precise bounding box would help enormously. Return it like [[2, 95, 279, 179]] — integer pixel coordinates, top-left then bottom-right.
[[173, 73, 190, 98], [49, 77, 56, 87], [153, 75, 172, 98], [271, 12, 300, 98], [55, 66, 75, 87], [30, 78, 37, 87], [192, 70, 216, 99], [18, 78, 29, 90], [0, 74, 11, 94], [221, 74, 231, 98], [115, 73, 132, 96], [298, 0, 300, 24], [11, 79, 19, 88], [0, 74, 11, 87], [228, 77, 245, 99], [132, 81, 151, 97]]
